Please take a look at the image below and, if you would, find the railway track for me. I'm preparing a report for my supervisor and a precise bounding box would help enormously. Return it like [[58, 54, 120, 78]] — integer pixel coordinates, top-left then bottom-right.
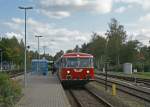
[[96, 72, 150, 87], [10, 72, 24, 78], [66, 87, 113, 107], [136, 79, 150, 87], [8, 70, 31, 78], [95, 75, 150, 102]]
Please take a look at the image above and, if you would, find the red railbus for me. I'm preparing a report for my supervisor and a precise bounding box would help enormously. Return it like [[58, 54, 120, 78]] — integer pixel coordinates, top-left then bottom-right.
[[56, 52, 95, 85]]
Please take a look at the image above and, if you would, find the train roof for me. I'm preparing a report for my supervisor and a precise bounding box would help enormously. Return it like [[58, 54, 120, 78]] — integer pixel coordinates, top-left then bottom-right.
[[62, 52, 93, 58]]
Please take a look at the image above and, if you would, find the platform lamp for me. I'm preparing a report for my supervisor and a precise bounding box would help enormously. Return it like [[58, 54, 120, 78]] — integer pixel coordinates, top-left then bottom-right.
[[43, 45, 47, 57], [105, 38, 109, 91], [0, 49, 3, 72], [27, 45, 30, 70], [35, 35, 43, 74], [18, 6, 33, 88]]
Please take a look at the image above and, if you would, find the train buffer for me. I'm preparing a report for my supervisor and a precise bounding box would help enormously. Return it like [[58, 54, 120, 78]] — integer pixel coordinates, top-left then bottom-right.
[[15, 73, 71, 107]]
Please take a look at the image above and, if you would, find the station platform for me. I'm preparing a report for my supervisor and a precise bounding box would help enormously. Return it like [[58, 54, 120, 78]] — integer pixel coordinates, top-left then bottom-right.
[[15, 73, 71, 107]]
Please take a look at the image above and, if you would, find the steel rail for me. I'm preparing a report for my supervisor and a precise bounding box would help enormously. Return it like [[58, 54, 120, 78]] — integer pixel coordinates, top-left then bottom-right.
[[96, 76, 150, 102], [85, 87, 114, 107], [96, 72, 150, 87], [69, 88, 112, 107]]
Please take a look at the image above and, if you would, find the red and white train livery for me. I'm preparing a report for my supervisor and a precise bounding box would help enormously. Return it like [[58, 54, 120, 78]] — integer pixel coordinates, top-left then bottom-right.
[[56, 52, 95, 85]]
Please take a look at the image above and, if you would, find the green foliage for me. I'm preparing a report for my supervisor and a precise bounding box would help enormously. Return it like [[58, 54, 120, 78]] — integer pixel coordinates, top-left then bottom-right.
[[54, 50, 64, 60], [144, 61, 150, 72], [0, 37, 35, 70], [0, 36, 53, 70], [77, 18, 150, 72], [81, 33, 106, 60], [134, 72, 150, 78], [0, 37, 25, 69], [66, 49, 73, 53], [106, 18, 127, 42], [120, 40, 140, 63], [0, 73, 21, 107], [113, 65, 122, 72], [106, 18, 127, 65]]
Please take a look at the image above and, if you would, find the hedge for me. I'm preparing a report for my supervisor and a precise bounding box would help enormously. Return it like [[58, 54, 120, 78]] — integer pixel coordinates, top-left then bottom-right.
[[0, 73, 21, 107]]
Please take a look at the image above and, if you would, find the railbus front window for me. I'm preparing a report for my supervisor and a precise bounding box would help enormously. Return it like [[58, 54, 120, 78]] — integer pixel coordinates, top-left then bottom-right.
[[79, 58, 93, 68], [67, 58, 78, 67], [63, 57, 93, 68]]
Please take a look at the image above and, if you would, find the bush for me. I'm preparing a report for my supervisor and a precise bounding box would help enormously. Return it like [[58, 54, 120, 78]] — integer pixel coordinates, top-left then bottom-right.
[[133, 62, 143, 72], [112, 65, 123, 72], [144, 62, 150, 72], [0, 73, 21, 107], [133, 62, 150, 72]]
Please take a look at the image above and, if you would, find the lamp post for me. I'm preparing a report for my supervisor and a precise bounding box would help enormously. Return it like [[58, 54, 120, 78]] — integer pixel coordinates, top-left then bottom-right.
[[35, 35, 43, 73], [18, 6, 33, 87], [105, 38, 109, 91], [0, 49, 3, 72], [43, 46, 47, 57]]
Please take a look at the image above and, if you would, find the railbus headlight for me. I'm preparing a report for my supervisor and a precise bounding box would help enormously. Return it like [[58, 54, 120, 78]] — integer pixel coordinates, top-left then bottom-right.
[[67, 70, 70, 74], [86, 70, 90, 74]]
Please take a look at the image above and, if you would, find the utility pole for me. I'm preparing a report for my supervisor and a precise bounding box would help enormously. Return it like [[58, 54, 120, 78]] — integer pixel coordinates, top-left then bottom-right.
[[18, 6, 33, 88], [35, 35, 43, 73]]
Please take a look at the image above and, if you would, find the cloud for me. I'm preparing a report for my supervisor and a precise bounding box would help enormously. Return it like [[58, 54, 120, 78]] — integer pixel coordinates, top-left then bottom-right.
[[40, 10, 70, 19], [127, 28, 150, 46], [37, 0, 150, 19], [4, 17, 91, 55], [39, 0, 86, 7], [139, 13, 150, 22], [115, 0, 150, 10], [86, 0, 112, 13], [5, 32, 23, 41], [114, 6, 126, 13], [4, 18, 24, 31], [36, 0, 112, 19], [114, 4, 133, 13]]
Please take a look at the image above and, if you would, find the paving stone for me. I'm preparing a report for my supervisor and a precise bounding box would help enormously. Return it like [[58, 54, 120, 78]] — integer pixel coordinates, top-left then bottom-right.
[[15, 74, 71, 107]]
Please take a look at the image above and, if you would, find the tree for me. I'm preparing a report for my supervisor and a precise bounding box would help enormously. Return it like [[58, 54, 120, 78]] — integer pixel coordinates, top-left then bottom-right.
[[66, 49, 73, 53], [54, 50, 64, 60], [74, 45, 80, 52], [54, 18, 150, 72], [120, 40, 139, 63], [105, 18, 127, 65], [80, 32, 107, 69], [0, 36, 38, 70]]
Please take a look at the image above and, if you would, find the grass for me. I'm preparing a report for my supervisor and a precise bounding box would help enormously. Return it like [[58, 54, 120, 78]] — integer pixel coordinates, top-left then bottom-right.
[[95, 69, 150, 79], [107, 71, 150, 79], [133, 72, 150, 79]]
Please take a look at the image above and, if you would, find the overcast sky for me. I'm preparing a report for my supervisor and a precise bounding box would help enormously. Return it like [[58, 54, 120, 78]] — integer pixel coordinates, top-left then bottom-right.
[[0, 0, 150, 55]]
